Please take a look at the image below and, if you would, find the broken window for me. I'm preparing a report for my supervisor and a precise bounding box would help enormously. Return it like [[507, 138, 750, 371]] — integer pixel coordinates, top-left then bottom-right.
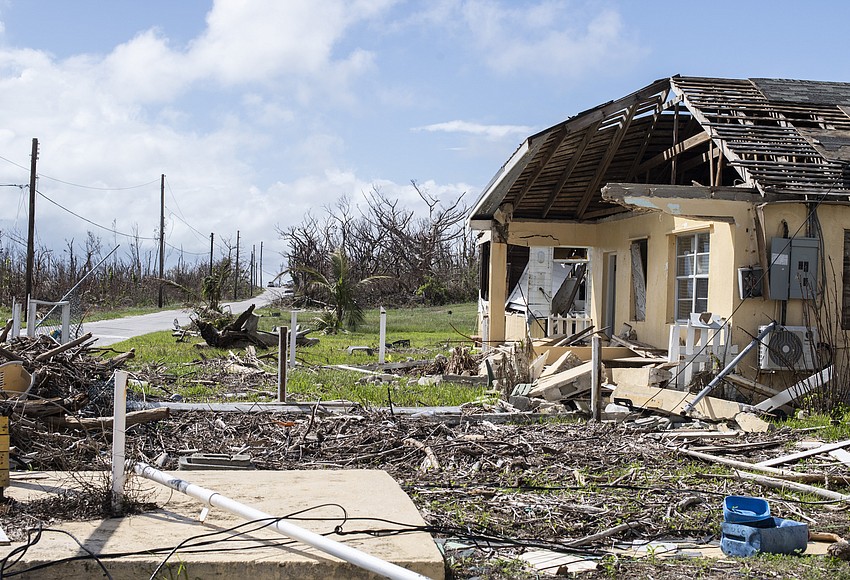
[[841, 230, 850, 330], [675, 232, 710, 320], [479, 242, 490, 300], [630, 239, 648, 321]]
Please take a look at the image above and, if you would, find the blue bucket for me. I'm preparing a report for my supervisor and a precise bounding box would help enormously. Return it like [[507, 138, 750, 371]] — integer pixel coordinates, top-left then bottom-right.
[[723, 495, 771, 526]]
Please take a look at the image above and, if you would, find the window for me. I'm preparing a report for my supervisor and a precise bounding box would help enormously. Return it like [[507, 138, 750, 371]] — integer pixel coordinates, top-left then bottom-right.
[[479, 242, 490, 300], [675, 232, 709, 320], [630, 239, 648, 321]]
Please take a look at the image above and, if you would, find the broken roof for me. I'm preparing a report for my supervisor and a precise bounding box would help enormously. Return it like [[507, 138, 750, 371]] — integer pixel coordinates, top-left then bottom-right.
[[470, 75, 850, 224]]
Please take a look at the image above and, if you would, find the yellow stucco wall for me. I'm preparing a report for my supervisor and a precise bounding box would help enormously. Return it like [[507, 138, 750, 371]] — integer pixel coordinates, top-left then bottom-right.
[[483, 199, 850, 382]]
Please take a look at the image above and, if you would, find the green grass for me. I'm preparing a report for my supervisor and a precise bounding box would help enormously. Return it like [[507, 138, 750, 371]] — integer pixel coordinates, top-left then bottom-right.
[[109, 302, 488, 407], [776, 408, 850, 441]]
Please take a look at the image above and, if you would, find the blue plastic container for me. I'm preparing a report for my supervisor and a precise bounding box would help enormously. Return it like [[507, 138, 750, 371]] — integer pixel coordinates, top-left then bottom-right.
[[723, 495, 771, 526], [721, 517, 808, 557]]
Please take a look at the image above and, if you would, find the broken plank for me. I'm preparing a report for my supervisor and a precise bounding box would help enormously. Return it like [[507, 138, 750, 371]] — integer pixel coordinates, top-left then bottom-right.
[[829, 448, 850, 469], [724, 373, 779, 399], [609, 335, 664, 357], [756, 439, 850, 468], [613, 383, 745, 421], [754, 366, 833, 412]]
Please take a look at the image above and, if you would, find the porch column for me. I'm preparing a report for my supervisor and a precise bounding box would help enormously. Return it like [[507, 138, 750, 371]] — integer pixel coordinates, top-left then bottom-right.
[[488, 240, 508, 344]]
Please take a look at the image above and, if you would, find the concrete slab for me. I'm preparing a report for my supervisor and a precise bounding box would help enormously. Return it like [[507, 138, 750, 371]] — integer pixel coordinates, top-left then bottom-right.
[[2, 469, 444, 579]]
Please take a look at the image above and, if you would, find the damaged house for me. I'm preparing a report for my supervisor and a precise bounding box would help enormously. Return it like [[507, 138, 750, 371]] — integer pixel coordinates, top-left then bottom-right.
[[470, 75, 850, 392]]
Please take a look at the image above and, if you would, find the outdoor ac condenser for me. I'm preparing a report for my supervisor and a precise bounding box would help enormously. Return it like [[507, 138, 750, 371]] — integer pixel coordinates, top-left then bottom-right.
[[758, 325, 818, 371]]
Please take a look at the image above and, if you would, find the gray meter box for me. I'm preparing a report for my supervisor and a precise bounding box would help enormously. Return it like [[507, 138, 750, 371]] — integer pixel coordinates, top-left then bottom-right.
[[769, 237, 819, 300]]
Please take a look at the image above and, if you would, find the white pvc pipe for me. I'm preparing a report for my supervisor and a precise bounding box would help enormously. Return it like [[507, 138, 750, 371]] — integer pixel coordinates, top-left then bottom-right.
[[133, 463, 430, 580], [379, 307, 387, 364], [112, 370, 128, 511], [289, 310, 298, 369]]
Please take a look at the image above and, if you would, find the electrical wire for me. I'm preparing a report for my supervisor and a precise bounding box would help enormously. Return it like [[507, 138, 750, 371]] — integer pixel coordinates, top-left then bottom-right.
[[38, 174, 160, 191]]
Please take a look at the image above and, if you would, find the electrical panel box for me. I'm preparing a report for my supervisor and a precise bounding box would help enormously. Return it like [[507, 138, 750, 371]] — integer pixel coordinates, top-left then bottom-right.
[[768, 237, 819, 300]]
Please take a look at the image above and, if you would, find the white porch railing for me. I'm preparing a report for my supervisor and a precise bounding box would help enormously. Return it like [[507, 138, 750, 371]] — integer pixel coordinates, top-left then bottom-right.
[[548, 314, 593, 337], [668, 313, 735, 389]]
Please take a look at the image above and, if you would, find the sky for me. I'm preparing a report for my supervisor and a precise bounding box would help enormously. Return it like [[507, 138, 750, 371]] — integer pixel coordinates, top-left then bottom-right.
[[0, 0, 849, 280]]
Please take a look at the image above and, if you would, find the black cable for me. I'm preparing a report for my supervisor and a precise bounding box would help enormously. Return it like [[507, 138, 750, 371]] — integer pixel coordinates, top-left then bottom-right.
[[0, 525, 112, 579]]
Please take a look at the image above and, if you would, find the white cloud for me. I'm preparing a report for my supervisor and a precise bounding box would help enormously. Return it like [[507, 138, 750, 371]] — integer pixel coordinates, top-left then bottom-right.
[[413, 120, 534, 140], [453, 1, 644, 77]]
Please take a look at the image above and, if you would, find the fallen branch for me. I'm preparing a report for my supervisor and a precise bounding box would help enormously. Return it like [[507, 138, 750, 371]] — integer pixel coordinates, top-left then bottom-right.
[[403, 437, 441, 471], [565, 520, 644, 547], [47, 407, 170, 431], [675, 446, 847, 484], [732, 470, 850, 502], [34, 332, 94, 362]]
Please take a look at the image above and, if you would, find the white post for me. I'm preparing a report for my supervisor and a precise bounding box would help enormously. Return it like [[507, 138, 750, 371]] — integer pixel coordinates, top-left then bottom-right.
[[60, 301, 71, 344], [133, 463, 430, 580], [591, 335, 601, 421], [379, 306, 387, 364], [112, 370, 128, 512], [26, 298, 35, 338], [482, 316, 490, 353], [289, 310, 298, 369], [10, 298, 20, 341], [278, 326, 287, 402]]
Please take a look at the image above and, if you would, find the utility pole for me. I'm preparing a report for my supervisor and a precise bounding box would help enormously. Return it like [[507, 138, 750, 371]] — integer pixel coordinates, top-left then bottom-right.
[[25, 138, 38, 310], [209, 233, 214, 277], [233, 230, 240, 300], [158, 174, 165, 308], [259, 241, 263, 288], [250, 244, 255, 297]]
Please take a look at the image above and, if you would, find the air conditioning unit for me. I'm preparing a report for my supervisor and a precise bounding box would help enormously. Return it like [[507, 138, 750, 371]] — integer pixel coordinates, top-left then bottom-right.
[[758, 325, 818, 371]]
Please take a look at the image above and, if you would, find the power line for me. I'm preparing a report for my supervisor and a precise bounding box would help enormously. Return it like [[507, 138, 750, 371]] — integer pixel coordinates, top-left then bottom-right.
[[36, 189, 158, 240], [39, 174, 160, 191], [0, 152, 159, 191]]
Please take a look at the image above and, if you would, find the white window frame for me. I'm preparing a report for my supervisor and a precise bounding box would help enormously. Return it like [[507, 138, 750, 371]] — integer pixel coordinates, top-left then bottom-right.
[[675, 231, 710, 321]]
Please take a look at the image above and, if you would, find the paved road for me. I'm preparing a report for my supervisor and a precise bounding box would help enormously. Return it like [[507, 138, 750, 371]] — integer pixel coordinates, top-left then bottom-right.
[[84, 290, 276, 347]]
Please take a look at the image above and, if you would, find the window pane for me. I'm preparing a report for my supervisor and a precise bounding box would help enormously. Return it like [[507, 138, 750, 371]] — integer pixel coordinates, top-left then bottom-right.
[[695, 298, 708, 312], [677, 300, 692, 320], [696, 254, 710, 275], [697, 232, 710, 253], [696, 278, 709, 299], [677, 256, 694, 276], [677, 235, 694, 256], [677, 279, 693, 299]]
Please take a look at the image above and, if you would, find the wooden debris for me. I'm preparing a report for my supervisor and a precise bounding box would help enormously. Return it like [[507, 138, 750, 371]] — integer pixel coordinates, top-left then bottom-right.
[[754, 366, 833, 412], [528, 362, 594, 401], [756, 439, 850, 468], [829, 448, 850, 469], [613, 383, 745, 421], [675, 447, 847, 484], [403, 437, 440, 471], [732, 470, 850, 502], [196, 305, 278, 349], [48, 407, 170, 431], [724, 373, 779, 399], [518, 550, 598, 575]]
